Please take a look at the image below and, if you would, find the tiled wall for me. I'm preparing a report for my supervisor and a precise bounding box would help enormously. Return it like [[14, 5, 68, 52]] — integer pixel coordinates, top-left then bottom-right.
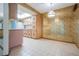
[[43, 5, 79, 47], [24, 29, 32, 38]]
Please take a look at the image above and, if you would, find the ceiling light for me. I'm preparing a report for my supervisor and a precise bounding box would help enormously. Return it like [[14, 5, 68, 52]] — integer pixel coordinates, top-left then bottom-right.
[[48, 3, 55, 17], [48, 10, 55, 17]]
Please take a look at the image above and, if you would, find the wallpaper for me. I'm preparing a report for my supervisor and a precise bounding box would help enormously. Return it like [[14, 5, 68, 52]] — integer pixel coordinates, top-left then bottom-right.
[[43, 6, 75, 43]]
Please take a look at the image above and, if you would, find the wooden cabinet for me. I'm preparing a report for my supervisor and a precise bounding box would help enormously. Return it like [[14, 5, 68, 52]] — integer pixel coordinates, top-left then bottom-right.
[[32, 15, 43, 38], [9, 30, 23, 49]]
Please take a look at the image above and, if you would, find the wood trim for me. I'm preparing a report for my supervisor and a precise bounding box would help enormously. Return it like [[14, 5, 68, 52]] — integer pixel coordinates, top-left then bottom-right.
[[42, 37, 75, 44], [75, 43, 79, 48], [75, 44, 79, 48]]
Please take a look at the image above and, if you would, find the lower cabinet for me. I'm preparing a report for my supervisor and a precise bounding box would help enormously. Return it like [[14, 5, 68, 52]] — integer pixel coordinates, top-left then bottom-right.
[[9, 30, 23, 49]]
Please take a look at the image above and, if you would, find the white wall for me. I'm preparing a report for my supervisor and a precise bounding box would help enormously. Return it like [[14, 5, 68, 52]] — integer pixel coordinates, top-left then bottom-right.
[[0, 3, 3, 17], [0, 3, 3, 56], [3, 3, 9, 55]]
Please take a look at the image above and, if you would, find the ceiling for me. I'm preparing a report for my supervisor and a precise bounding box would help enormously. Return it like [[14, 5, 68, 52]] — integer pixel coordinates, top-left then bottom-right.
[[17, 4, 34, 19], [18, 4, 37, 15], [27, 3, 75, 13]]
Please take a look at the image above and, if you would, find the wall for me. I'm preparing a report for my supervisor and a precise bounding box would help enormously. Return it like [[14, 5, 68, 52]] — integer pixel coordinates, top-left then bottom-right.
[[43, 5, 79, 44], [24, 29, 32, 37], [73, 6, 79, 47], [23, 17, 33, 38], [3, 3, 9, 55]]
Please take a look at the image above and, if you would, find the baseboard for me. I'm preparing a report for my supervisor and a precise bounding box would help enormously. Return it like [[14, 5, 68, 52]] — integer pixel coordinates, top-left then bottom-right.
[[75, 43, 79, 48], [42, 37, 75, 44]]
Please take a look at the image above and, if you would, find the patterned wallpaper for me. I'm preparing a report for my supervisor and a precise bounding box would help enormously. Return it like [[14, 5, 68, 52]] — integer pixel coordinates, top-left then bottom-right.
[[43, 5, 79, 45]]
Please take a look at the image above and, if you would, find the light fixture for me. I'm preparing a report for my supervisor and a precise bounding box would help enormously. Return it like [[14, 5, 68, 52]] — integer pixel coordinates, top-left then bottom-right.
[[48, 10, 55, 17], [48, 3, 55, 17]]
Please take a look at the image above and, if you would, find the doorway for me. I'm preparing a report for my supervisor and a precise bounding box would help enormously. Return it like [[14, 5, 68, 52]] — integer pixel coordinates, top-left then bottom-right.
[[17, 4, 35, 38]]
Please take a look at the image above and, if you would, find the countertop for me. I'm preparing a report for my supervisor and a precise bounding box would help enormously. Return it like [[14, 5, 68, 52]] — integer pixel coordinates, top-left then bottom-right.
[[9, 29, 24, 31]]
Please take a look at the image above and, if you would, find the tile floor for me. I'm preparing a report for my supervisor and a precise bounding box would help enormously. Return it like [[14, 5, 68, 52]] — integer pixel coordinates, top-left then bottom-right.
[[9, 37, 79, 56]]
